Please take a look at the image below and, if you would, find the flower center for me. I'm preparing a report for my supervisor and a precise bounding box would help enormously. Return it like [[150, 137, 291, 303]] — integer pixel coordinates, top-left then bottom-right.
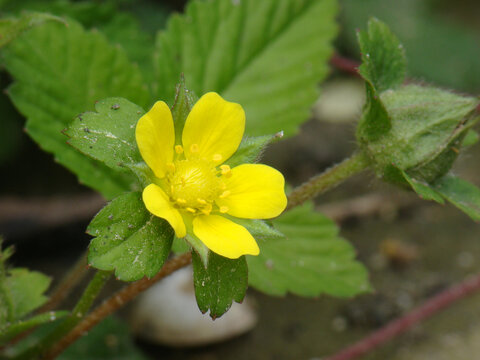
[[166, 159, 221, 215]]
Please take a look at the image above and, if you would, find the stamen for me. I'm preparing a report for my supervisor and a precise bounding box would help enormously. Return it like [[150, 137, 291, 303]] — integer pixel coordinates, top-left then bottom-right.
[[176, 198, 187, 205], [186, 207, 196, 213], [166, 162, 175, 173], [220, 182, 227, 190], [212, 153, 222, 162], [197, 198, 207, 205], [201, 203, 212, 215], [175, 145, 184, 154], [219, 206, 229, 213], [170, 185, 175, 194], [219, 190, 231, 199], [220, 165, 231, 177], [190, 144, 199, 153]]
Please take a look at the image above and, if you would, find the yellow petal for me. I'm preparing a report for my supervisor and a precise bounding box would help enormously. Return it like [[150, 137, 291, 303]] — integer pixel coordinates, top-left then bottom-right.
[[136, 101, 174, 178], [193, 215, 259, 258], [143, 184, 186, 238], [182, 92, 245, 165], [216, 164, 287, 219]]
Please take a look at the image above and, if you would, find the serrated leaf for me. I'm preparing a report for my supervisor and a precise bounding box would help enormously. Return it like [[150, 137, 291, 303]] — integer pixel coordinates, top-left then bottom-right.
[[2, 19, 150, 199], [0, 311, 68, 345], [87, 192, 173, 281], [434, 175, 480, 221], [0, 267, 51, 331], [192, 252, 248, 319], [0, 11, 65, 47], [66, 98, 144, 172], [357, 17, 406, 93], [154, 0, 338, 137], [247, 203, 370, 297]]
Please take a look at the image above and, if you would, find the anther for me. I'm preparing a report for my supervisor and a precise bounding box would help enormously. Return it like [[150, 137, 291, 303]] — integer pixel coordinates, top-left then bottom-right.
[[201, 204, 212, 215], [190, 144, 199, 153], [176, 198, 187, 205], [166, 162, 175, 173], [175, 145, 184, 154], [197, 198, 207, 205], [219, 190, 231, 199], [213, 153, 222, 162], [219, 206, 229, 213], [220, 165, 231, 177], [186, 207, 196, 213]]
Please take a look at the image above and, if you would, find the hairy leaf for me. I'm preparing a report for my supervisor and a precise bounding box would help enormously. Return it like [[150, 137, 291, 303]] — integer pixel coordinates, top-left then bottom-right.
[[247, 203, 370, 297], [66, 98, 144, 172], [154, 0, 338, 137], [434, 175, 480, 221], [88, 192, 173, 281], [192, 252, 248, 319], [2, 20, 150, 199]]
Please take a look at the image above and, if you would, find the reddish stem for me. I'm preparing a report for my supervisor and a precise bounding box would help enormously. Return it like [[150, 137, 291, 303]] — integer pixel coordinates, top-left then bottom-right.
[[330, 53, 361, 77], [325, 273, 480, 360]]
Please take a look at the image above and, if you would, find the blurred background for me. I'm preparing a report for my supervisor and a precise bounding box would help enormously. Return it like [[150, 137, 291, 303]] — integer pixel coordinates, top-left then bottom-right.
[[1, 0, 480, 359]]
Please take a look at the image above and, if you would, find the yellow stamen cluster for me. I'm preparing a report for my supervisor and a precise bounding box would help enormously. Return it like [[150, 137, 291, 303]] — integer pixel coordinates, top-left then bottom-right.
[[164, 147, 232, 216]]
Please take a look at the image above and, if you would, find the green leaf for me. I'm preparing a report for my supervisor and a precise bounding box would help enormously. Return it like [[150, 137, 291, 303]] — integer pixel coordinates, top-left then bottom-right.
[[247, 203, 370, 297], [0, 11, 65, 47], [434, 175, 480, 221], [192, 252, 248, 319], [356, 82, 391, 142], [2, 19, 150, 199], [66, 98, 144, 172], [0, 311, 68, 346], [357, 17, 406, 93], [154, 0, 338, 137], [87, 192, 173, 281]]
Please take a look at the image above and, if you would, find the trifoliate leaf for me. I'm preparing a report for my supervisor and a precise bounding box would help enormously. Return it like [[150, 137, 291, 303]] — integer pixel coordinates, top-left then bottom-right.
[[88, 192, 173, 281], [0, 11, 65, 47], [247, 203, 370, 297], [357, 18, 406, 93], [154, 0, 338, 137], [2, 19, 150, 199], [66, 98, 144, 172], [434, 175, 480, 221], [192, 252, 248, 319], [0, 311, 68, 346]]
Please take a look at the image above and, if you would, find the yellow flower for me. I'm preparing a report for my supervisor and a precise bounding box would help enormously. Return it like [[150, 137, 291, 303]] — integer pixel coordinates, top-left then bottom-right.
[[136, 92, 287, 259]]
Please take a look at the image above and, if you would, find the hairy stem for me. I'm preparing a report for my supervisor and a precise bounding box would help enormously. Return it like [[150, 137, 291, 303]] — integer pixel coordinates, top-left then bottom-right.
[[286, 152, 370, 211], [39, 251, 89, 313], [325, 273, 480, 360], [14, 270, 111, 360], [43, 253, 192, 360]]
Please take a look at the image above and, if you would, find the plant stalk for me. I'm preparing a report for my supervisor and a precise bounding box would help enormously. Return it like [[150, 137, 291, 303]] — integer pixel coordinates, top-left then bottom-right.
[[43, 253, 192, 360], [286, 152, 370, 211]]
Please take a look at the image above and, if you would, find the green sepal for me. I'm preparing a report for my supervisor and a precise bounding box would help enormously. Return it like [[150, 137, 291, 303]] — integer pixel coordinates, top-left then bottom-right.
[[223, 216, 284, 241], [247, 203, 371, 297], [399, 168, 444, 204], [87, 192, 174, 282], [171, 76, 198, 145], [66, 97, 145, 173], [357, 17, 406, 93], [434, 175, 480, 221], [462, 129, 479, 148], [0, 11, 65, 48], [192, 252, 248, 319], [226, 133, 281, 168], [0, 311, 68, 346]]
